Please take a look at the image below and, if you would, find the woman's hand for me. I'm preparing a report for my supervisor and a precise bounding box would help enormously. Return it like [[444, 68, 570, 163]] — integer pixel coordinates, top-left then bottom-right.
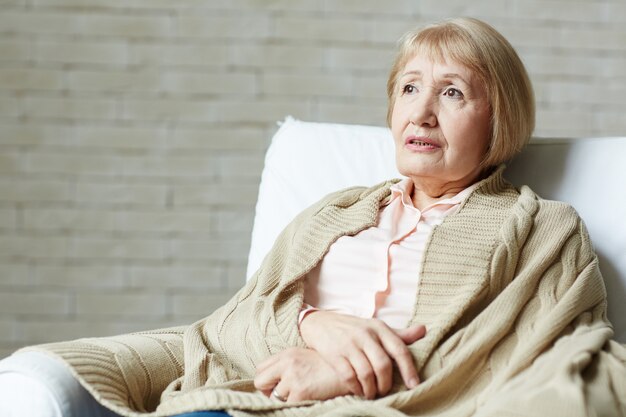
[[299, 311, 426, 399], [254, 347, 353, 402]]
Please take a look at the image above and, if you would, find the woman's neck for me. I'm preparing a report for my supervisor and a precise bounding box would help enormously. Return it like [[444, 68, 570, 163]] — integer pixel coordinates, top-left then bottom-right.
[[410, 185, 467, 210], [409, 168, 491, 210]]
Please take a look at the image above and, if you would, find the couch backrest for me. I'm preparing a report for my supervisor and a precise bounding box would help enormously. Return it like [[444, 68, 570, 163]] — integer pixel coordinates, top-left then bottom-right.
[[248, 117, 626, 341]]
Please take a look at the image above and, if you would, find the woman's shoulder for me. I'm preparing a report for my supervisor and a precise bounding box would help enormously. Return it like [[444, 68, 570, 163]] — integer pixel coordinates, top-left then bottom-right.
[[477, 167, 583, 224], [286, 179, 399, 231], [315, 179, 400, 209], [470, 175, 590, 249], [516, 184, 582, 223], [507, 184, 593, 259]]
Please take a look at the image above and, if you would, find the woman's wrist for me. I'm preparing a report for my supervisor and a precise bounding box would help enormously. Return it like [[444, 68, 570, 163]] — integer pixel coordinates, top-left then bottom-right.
[[299, 308, 328, 347], [298, 304, 320, 328]]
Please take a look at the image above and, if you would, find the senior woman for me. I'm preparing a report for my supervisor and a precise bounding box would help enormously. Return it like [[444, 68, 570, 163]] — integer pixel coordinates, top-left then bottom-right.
[[4, 17, 625, 417]]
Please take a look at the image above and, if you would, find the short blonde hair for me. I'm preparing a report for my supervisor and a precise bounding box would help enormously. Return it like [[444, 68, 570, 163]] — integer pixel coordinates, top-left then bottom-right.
[[387, 18, 535, 167]]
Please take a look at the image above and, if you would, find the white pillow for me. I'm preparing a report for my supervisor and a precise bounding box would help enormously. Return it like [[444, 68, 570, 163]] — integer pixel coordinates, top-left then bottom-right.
[[246, 117, 401, 279]]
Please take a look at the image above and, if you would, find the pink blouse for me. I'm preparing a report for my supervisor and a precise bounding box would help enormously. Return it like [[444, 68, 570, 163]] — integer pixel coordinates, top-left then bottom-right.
[[302, 178, 478, 329]]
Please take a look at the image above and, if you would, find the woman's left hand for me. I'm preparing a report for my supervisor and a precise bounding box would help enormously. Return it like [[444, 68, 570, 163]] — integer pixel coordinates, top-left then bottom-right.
[[254, 347, 354, 402]]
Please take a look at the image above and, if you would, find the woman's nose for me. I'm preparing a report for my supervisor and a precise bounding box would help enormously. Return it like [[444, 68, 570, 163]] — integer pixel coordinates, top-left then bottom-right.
[[409, 94, 437, 128]]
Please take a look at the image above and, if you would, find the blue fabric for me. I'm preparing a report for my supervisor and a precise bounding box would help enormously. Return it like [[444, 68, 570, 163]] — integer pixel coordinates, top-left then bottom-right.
[[171, 412, 231, 417]]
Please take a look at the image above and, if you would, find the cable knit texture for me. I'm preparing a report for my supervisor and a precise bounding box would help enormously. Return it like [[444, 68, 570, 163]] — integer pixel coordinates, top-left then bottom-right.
[[22, 167, 626, 417]]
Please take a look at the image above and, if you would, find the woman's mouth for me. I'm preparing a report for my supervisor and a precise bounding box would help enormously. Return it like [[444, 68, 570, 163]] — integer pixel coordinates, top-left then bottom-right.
[[405, 136, 440, 151]]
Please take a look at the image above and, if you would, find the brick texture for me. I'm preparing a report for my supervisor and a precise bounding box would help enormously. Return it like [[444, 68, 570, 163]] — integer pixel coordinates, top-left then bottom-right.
[[1, 1, 625, 358]]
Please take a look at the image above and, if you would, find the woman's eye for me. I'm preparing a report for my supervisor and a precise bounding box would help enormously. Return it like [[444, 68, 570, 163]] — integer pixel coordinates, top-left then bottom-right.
[[443, 87, 463, 98], [402, 84, 417, 94]]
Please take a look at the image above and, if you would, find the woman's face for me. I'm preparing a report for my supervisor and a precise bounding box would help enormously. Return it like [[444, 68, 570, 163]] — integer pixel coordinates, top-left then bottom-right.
[[391, 53, 492, 191]]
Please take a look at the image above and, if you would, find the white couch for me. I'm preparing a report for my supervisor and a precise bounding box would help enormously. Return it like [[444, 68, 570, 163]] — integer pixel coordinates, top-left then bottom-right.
[[1, 118, 625, 417]]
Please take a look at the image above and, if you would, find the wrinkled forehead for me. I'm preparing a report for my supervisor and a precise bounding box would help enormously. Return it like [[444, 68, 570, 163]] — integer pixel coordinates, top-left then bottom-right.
[[402, 37, 486, 83], [399, 52, 482, 88]]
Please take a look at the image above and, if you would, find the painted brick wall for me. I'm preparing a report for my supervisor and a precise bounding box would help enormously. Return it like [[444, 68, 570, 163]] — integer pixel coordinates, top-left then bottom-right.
[[1, 0, 625, 358]]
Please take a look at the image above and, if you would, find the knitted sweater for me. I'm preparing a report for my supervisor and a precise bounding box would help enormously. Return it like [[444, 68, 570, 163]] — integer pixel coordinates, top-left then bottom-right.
[[24, 167, 626, 417]]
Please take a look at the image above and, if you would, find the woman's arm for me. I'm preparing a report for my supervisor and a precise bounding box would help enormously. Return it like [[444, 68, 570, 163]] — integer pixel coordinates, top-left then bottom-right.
[[254, 347, 354, 402], [253, 313, 426, 403], [299, 311, 426, 399]]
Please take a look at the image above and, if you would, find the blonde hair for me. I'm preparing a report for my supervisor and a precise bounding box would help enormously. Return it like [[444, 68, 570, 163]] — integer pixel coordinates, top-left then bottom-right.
[[386, 18, 535, 167]]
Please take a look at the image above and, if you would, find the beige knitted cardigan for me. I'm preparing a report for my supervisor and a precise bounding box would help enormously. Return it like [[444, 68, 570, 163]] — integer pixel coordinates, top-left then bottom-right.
[[25, 167, 626, 417]]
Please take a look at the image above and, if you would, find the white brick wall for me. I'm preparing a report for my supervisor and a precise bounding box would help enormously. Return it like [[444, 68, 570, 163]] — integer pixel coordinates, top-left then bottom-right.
[[1, 1, 625, 358]]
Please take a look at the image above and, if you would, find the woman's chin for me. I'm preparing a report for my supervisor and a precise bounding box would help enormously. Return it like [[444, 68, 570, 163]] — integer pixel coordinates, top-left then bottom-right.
[[396, 161, 441, 180]]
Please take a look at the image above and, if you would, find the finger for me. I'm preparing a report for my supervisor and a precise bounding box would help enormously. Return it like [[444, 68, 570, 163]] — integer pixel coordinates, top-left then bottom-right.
[[362, 339, 393, 395], [272, 381, 290, 402], [330, 356, 364, 397], [254, 361, 284, 395], [347, 349, 378, 399], [395, 325, 427, 345], [255, 353, 283, 375], [379, 331, 420, 388]]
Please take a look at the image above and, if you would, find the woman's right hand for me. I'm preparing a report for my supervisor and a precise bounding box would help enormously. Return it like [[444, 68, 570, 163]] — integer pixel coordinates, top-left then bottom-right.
[[299, 310, 426, 399]]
